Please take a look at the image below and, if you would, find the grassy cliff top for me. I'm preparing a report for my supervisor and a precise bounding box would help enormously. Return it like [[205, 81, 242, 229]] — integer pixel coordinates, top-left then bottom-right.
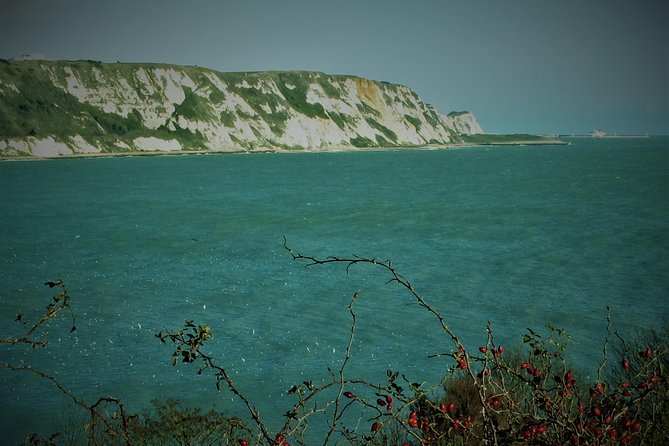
[[0, 59, 408, 89]]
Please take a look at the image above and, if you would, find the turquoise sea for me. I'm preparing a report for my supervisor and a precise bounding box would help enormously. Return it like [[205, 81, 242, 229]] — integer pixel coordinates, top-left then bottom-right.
[[1, 137, 668, 443]]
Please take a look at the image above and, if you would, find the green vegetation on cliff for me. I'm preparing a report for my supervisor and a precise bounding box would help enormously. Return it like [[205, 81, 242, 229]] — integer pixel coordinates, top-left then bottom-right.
[[0, 60, 480, 156], [461, 133, 565, 145]]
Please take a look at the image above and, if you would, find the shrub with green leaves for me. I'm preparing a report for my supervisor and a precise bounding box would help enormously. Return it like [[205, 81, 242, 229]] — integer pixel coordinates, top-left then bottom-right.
[[127, 399, 247, 446], [155, 243, 669, 445]]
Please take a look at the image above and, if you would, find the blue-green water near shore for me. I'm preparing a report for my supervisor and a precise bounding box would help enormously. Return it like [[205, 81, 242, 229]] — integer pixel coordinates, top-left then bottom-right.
[[1, 137, 667, 443]]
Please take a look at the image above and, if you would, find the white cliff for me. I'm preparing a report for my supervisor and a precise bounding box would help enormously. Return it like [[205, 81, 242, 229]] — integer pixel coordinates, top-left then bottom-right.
[[441, 111, 484, 136], [0, 60, 484, 157]]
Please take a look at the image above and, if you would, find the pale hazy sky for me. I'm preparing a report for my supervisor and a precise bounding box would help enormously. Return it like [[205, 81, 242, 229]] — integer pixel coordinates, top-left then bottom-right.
[[2, 0, 667, 135]]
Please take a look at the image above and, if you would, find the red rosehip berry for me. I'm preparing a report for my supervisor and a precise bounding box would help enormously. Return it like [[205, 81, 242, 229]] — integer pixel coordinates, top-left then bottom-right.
[[371, 422, 380, 432], [343, 391, 355, 398], [385, 395, 393, 405], [592, 406, 602, 417], [447, 402, 455, 413], [622, 358, 630, 370], [644, 348, 653, 359], [376, 398, 386, 406], [479, 346, 488, 354], [440, 403, 447, 413], [238, 440, 248, 446]]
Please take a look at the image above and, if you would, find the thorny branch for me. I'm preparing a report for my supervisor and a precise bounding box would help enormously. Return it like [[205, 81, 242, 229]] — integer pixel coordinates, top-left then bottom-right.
[[0, 280, 76, 348], [282, 237, 463, 349], [324, 291, 358, 445], [156, 322, 274, 445], [596, 306, 612, 384], [1, 281, 131, 446], [282, 237, 500, 444]]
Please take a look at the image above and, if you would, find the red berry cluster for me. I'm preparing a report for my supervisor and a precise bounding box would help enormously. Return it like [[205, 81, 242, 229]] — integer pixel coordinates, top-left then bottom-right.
[[564, 347, 667, 444], [520, 361, 542, 378], [439, 402, 455, 414], [274, 433, 290, 446], [485, 394, 501, 409], [376, 394, 393, 411], [452, 415, 472, 431], [407, 410, 433, 431], [554, 369, 578, 397], [238, 336, 663, 445], [478, 345, 504, 357], [407, 410, 419, 429], [521, 424, 548, 441], [238, 433, 291, 446]]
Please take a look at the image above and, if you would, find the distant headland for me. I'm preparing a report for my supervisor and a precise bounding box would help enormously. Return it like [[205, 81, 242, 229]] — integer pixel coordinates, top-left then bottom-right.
[[0, 60, 562, 158], [588, 129, 650, 139]]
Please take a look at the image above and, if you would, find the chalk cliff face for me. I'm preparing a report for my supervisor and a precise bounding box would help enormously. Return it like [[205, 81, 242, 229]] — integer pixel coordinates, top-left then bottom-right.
[[442, 111, 484, 136], [0, 60, 483, 157]]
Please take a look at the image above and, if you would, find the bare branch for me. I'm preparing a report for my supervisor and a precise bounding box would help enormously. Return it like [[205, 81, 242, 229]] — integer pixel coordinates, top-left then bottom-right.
[[282, 237, 463, 349], [1, 280, 76, 348]]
